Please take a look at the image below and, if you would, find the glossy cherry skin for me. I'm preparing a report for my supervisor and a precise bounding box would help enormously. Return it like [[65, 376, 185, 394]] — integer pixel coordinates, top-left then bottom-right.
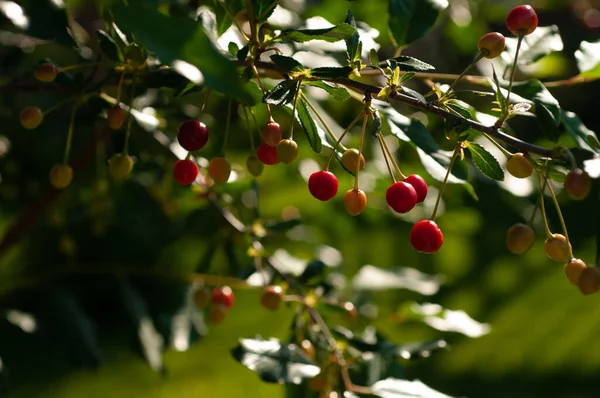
[[173, 159, 199, 185], [404, 174, 428, 203], [478, 32, 506, 58], [212, 286, 235, 309], [506, 5, 538, 36], [177, 120, 209, 152], [386, 181, 417, 213], [410, 220, 444, 253], [308, 170, 338, 201], [256, 141, 281, 165]]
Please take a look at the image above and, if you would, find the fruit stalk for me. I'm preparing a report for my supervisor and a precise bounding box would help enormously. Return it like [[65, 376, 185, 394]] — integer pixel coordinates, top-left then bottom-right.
[[324, 111, 365, 170], [439, 52, 485, 101], [536, 174, 553, 238], [431, 143, 461, 220], [377, 133, 396, 182], [353, 113, 368, 190], [63, 105, 79, 164], [545, 176, 574, 259], [503, 34, 525, 119]]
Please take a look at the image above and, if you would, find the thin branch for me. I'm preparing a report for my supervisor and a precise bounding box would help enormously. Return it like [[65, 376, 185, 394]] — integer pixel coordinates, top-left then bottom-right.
[[251, 60, 554, 158]]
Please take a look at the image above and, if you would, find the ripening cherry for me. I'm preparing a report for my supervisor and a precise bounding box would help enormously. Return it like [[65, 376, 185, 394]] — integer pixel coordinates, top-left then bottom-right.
[[193, 287, 211, 308], [300, 339, 316, 359], [212, 286, 235, 309], [108, 153, 134, 180], [506, 223, 535, 254], [506, 153, 533, 178], [173, 159, 199, 185], [246, 155, 264, 177], [177, 120, 209, 152], [107, 106, 126, 130], [478, 32, 506, 59], [308, 170, 339, 201], [410, 220, 444, 253], [386, 181, 417, 213], [404, 174, 428, 203], [49, 164, 73, 189], [260, 285, 283, 311], [20, 106, 43, 130], [262, 121, 282, 147], [506, 5, 539, 36], [256, 141, 280, 165], [209, 156, 231, 184], [564, 169, 591, 201], [343, 189, 367, 216], [340, 148, 365, 172], [544, 233, 571, 262], [578, 266, 600, 295], [277, 139, 298, 164], [210, 304, 229, 324], [34, 63, 59, 82], [565, 258, 587, 286]]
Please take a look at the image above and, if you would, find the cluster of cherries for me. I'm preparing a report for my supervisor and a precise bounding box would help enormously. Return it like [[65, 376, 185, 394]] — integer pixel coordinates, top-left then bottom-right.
[[194, 284, 284, 323]]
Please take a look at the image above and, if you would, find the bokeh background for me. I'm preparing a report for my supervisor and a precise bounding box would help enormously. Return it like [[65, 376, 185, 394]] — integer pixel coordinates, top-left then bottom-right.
[[1, 0, 600, 397]]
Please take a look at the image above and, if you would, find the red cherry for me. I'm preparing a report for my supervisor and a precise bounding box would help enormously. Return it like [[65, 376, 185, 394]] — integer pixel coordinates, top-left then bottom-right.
[[404, 174, 428, 203], [256, 141, 280, 165], [410, 220, 444, 253], [506, 5, 538, 36], [478, 32, 506, 59], [308, 170, 338, 201], [262, 121, 282, 147], [173, 159, 198, 185], [564, 169, 591, 201], [212, 286, 235, 309], [177, 120, 209, 152], [386, 181, 417, 213]]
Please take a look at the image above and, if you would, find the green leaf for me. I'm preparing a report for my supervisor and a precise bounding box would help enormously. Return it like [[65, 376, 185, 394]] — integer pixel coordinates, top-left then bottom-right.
[[388, 0, 449, 47], [561, 110, 600, 153], [351, 264, 442, 295], [143, 68, 191, 90], [210, 0, 244, 36], [344, 11, 361, 64], [464, 142, 504, 181], [444, 116, 470, 141], [511, 79, 562, 140], [119, 280, 164, 372], [501, 25, 563, 66], [490, 66, 506, 112], [535, 100, 560, 142], [263, 80, 299, 105], [369, 49, 380, 68], [304, 81, 350, 102], [231, 338, 320, 384], [384, 56, 436, 72], [408, 302, 490, 338], [308, 66, 353, 79], [371, 378, 457, 398], [270, 54, 304, 73], [575, 40, 600, 78], [253, 0, 277, 23], [110, 1, 254, 104], [297, 98, 322, 153], [281, 23, 357, 43], [14, 0, 75, 46], [97, 30, 123, 62], [400, 86, 427, 104]]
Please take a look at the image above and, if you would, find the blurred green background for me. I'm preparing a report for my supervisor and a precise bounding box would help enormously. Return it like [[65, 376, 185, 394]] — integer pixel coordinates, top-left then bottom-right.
[[1, 0, 600, 397]]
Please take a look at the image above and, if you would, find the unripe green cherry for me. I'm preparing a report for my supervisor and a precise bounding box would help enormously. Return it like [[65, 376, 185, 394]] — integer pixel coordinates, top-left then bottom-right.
[[506, 223, 535, 254], [277, 139, 298, 164], [246, 155, 264, 177], [544, 233, 571, 262], [341, 148, 365, 173], [107, 106, 127, 130], [49, 164, 73, 189], [260, 285, 283, 311], [34, 63, 59, 82], [108, 153, 134, 180], [478, 32, 506, 59], [209, 156, 231, 184], [578, 266, 600, 295], [565, 258, 587, 286], [20, 106, 44, 130], [506, 153, 533, 178], [564, 169, 591, 201]]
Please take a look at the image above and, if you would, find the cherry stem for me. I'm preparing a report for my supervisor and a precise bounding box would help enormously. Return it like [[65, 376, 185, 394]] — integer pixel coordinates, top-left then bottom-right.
[[199, 89, 211, 117], [536, 174, 554, 239], [379, 132, 406, 180], [439, 52, 485, 101], [288, 82, 302, 140], [242, 106, 256, 151], [354, 113, 368, 191], [42, 96, 77, 116], [62, 104, 79, 164], [123, 80, 137, 155], [59, 62, 102, 72], [483, 132, 513, 159], [245, 0, 258, 47], [249, 61, 272, 120], [503, 34, 525, 119], [377, 133, 396, 183], [324, 111, 364, 170], [302, 95, 339, 144], [219, 0, 250, 42], [431, 143, 461, 220], [545, 174, 574, 258], [222, 99, 232, 156], [116, 71, 126, 103]]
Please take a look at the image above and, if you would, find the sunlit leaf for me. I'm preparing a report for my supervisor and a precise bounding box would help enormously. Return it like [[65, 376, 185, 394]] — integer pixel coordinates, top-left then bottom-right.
[[575, 40, 600, 78], [304, 81, 350, 101], [231, 337, 320, 384], [383, 55, 436, 72], [309, 66, 353, 79], [352, 264, 443, 295], [371, 378, 457, 398], [500, 25, 563, 67], [270, 54, 304, 73], [409, 302, 491, 338], [297, 98, 322, 153], [263, 80, 299, 105], [465, 142, 504, 181], [561, 110, 600, 153], [281, 23, 356, 43]]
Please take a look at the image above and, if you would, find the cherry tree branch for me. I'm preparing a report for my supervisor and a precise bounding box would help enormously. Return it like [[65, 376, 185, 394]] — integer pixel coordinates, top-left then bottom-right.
[[252, 60, 555, 158]]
